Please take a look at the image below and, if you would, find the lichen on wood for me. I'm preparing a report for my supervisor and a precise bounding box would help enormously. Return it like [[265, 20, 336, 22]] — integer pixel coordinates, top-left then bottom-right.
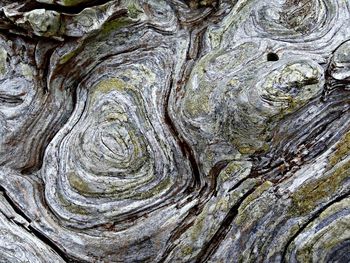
[[0, 0, 349, 262]]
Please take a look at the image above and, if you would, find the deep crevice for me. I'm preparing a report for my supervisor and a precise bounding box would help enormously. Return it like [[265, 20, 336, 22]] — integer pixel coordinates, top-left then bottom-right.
[[19, 0, 114, 14], [194, 184, 261, 263], [281, 190, 350, 262], [164, 81, 201, 190], [0, 185, 75, 262], [209, 160, 229, 196], [27, 225, 83, 263], [0, 185, 32, 223]]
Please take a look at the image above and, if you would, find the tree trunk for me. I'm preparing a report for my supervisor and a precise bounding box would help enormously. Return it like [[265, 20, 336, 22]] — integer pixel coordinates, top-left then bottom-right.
[[0, 0, 349, 262]]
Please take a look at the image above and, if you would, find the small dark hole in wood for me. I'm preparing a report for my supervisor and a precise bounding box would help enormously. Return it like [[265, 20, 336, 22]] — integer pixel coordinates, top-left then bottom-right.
[[267, 52, 279, 61]]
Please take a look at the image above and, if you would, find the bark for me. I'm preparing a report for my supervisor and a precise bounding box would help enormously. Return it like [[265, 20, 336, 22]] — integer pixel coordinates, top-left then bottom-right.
[[0, 0, 349, 262]]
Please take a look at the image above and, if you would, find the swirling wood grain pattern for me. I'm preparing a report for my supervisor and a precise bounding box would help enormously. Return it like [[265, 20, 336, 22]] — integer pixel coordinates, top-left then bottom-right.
[[0, 0, 349, 262]]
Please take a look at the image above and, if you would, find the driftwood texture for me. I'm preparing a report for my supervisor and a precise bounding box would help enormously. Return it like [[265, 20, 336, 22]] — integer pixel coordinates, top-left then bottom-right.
[[0, 0, 349, 262]]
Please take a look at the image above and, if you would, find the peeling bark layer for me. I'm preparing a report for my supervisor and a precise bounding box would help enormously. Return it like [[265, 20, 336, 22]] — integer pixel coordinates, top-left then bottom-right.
[[0, 0, 349, 262]]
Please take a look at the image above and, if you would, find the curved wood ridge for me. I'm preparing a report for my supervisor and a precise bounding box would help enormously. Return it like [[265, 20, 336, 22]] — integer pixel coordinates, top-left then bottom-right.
[[0, 0, 349, 262]]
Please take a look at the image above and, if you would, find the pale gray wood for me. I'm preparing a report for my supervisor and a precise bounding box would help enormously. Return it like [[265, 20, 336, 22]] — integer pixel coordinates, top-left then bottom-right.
[[0, 0, 349, 262]]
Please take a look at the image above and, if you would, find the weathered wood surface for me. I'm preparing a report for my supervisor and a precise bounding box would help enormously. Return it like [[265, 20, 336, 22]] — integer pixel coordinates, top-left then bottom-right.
[[0, 0, 349, 262]]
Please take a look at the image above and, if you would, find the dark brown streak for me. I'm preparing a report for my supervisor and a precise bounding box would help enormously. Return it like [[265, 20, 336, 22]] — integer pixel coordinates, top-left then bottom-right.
[[164, 80, 201, 190]]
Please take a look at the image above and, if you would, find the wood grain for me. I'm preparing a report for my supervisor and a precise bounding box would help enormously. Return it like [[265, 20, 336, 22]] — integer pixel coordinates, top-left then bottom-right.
[[0, 0, 349, 262]]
